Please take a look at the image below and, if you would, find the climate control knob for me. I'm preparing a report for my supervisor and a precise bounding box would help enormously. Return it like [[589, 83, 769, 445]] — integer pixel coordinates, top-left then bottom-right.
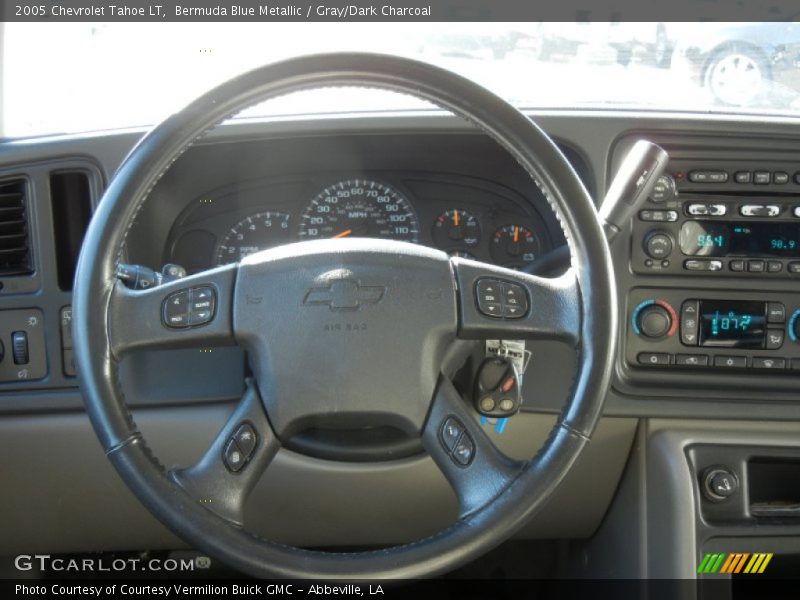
[[637, 305, 673, 338], [644, 231, 673, 259]]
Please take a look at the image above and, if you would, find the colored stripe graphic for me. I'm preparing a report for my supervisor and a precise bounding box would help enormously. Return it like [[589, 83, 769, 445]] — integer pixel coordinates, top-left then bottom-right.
[[706, 553, 775, 575]]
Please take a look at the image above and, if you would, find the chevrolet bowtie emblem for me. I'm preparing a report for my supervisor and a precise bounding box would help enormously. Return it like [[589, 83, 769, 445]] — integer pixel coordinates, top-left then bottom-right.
[[303, 278, 386, 311]]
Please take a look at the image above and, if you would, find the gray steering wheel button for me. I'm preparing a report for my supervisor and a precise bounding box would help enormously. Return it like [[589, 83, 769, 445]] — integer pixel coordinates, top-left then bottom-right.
[[453, 434, 475, 466], [440, 417, 464, 451], [163, 290, 190, 328], [223, 439, 246, 472], [234, 423, 258, 458]]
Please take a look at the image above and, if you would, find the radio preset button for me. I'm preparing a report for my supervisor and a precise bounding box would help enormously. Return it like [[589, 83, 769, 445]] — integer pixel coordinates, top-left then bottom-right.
[[792, 359, 800, 370], [686, 203, 727, 216], [793, 207, 800, 218], [766, 329, 785, 350], [752, 357, 786, 370], [753, 171, 771, 185], [637, 352, 671, 366], [767, 303, 786, 323], [734, 171, 752, 184], [748, 260, 765, 273], [774, 172, 790, 184], [740, 204, 780, 217], [714, 356, 747, 369], [789, 262, 800, 274], [676, 354, 709, 367]]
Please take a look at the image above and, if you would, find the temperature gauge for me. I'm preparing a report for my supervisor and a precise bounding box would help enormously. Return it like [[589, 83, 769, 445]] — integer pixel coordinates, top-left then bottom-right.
[[490, 225, 540, 267], [432, 209, 481, 249]]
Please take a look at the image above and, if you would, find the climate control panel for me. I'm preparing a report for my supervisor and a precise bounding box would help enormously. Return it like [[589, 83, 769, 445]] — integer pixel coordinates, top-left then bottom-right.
[[626, 288, 800, 373]]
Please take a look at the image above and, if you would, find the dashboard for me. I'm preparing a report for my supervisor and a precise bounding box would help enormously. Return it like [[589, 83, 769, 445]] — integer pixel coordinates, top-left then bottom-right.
[[166, 172, 551, 273], [3, 111, 800, 577]]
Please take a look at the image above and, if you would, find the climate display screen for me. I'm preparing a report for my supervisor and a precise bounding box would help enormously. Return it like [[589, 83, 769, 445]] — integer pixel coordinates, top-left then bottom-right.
[[680, 221, 800, 257], [699, 300, 767, 348]]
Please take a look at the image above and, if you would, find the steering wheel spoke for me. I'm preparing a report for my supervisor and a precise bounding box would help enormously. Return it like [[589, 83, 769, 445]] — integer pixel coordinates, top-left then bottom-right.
[[422, 377, 525, 518], [170, 380, 280, 526], [107, 264, 237, 358], [452, 258, 581, 346]]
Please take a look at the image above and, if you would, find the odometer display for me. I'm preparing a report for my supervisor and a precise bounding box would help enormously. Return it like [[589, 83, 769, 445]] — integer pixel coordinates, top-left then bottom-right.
[[298, 180, 419, 243]]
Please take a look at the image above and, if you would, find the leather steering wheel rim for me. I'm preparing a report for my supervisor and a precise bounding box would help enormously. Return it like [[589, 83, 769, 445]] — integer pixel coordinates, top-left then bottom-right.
[[72, 53, 617, 579]]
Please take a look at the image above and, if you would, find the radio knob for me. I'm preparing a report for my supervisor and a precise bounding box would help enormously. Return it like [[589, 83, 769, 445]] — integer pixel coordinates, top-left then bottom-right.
[[644, 231, 673, 259], [637, 305, 673, 339]]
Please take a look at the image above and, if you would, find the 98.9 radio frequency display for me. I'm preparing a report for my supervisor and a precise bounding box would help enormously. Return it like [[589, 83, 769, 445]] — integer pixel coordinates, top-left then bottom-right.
[[680, 221, 800, 257]]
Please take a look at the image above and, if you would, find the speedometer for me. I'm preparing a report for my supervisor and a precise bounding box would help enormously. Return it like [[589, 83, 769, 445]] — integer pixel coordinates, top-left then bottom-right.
[[298, 179, 419, 243]]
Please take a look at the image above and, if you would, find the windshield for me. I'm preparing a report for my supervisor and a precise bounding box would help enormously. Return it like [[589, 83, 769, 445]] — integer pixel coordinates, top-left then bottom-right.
[[3, 22, 800, 137]]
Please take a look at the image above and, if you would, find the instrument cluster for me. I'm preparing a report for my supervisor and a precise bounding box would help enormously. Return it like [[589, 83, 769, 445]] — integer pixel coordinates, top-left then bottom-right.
[[166, 174, 551, 273]]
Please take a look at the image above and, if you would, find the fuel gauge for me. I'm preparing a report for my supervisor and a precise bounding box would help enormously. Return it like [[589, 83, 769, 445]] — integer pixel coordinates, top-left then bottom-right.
[[432, 209, 481, 249], [490, 225, 540, 267]]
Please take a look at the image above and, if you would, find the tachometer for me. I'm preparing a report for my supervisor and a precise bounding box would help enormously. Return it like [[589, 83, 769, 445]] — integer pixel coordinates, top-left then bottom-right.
[[298, 179, 419, 242], [215, 211, 291, 265]]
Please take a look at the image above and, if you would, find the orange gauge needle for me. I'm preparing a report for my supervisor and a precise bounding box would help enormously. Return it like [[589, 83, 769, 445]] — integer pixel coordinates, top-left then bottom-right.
[[332, 229, 353, 239], [513, 226, 520, 243], [453, 210, 460, 227]]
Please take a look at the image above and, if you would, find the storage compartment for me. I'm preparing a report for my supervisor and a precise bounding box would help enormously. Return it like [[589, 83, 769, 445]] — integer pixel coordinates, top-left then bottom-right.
[[748, 458, 800, 518]]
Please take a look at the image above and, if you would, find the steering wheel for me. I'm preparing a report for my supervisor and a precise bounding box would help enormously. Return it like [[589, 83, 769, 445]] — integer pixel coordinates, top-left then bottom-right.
[[72, 53, 616, 579]]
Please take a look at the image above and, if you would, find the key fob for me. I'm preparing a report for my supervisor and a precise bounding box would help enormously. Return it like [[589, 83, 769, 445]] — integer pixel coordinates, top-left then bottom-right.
[[472, 356, 522, 418]]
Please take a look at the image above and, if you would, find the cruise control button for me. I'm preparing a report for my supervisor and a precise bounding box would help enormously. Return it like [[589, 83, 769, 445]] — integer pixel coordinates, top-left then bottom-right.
[[637, 352, 670, 366], [223, 439, 246, 472], [233, 423, 258, 459], [676, 354, 709, 367], [752, 357, 786, 370], [453, 434, 475, 466], [766, 329, 785, 350], [714, 356, 747, 368], [440, 417, 464, 452], [767, 303, 786, 323]]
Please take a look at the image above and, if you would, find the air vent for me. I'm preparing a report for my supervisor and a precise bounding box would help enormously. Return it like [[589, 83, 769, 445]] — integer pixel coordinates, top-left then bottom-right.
[[0, 179, 32, 276]]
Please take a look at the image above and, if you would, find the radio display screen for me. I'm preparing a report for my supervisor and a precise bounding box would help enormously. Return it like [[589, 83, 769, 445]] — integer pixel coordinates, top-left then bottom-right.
[[699, 300, 766, 348], [680, 221, 800, 257]]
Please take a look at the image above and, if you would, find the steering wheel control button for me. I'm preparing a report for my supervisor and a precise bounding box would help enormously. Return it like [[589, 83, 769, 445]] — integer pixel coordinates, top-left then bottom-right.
[[233, 423, 258, 458], [223, 439, 246, 473], [162, 286, 217, 328], [440, 417, 465, 452], [163, 290, 190, 328], [474, 278, 529, 320], [453, 435, 475, 467], [702, 468, 739, 502], [473, 356, 522, 417]]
